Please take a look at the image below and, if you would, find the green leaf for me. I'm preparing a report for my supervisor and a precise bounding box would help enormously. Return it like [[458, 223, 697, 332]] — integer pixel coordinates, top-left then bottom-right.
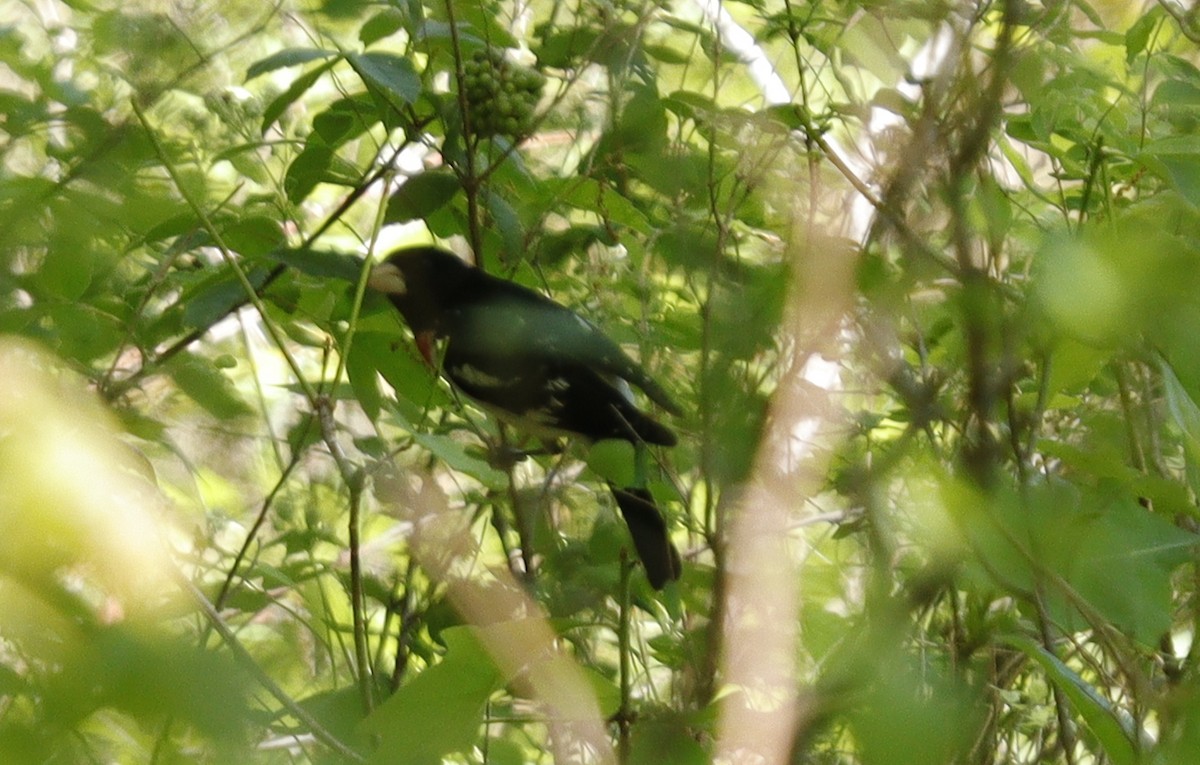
[[974, 175, 1012, 244], [1066, 495, 1196, 642], [294, 687, 367, 747], [346, 52, 421, 106], [261, 58, 337, 131], [614, 83, 667, 152], [245, 48, 335, 80], [42, 302, 125, 362], [1124, 8, 1160, 63], [625, 148, 707, 200], [1140, 137, 1200, 204], [354, 328, 446, 405], [180, 264, 274, 331], [1161, 358, 1200, 497], [1142, 135, 1200, 155], [346, 335, 383, 421], [1152, 78, 1200, 111], [424, 3, 517, 49], [551, 178, 651, 234], [265, 248, 364, 282], [1044, 338, 1110, 397], [629, 717, 709, 765], [66, 626, 250, 742], [284, 143, 333, 204], [359, 8, 406, 46], [969, 479, 1195, 643], [479, 739, 526, 765], [361, 626, 504, 765], [167, 356, 254, 420], [311, 94, 381, 147], [586, 440, 636, 486], [845, 639, 981, 765], [1033, 232, 1130, 346], [643, 43, 691, 65], [1004, 634, 1139, 765], [534, 26, 599, 68], [1164, 357, 1200, 444], [533, 225, 608, 265], [664, 90, 717, 122], [413, 431, 507, 489], [221, 216, 284, 259], [483, 188, 523, 258], [1142, 151, 1200, 207], [384, 170, 461, 223], [37, 246, 95, 301], [580, 665, 621, 718]]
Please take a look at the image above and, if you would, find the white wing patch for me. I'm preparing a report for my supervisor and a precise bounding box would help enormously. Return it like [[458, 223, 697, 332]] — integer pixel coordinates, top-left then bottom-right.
[[451, 363, 510, 388], [477, 399, 576, 440], [612, 377, 635, 404], [525, 401, 562, 424]]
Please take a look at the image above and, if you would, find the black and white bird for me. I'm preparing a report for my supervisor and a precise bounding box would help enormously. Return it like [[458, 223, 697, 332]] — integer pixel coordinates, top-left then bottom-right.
[[368, 246, 682, 588]]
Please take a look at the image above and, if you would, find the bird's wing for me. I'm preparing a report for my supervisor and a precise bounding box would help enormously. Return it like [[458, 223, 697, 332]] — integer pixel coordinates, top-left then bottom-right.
[[449, 293, 681, 415]]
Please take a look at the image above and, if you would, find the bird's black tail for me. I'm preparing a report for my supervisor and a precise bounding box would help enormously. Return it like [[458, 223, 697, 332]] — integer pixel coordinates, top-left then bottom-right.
[[608, 484, 681, 589]]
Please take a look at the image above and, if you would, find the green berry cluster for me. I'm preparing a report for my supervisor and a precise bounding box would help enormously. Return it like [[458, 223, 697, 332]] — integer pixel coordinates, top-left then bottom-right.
[[461, 48, 546, 140]]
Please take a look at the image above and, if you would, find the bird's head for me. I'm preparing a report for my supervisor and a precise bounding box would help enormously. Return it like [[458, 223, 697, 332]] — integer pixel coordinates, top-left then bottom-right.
[[369, 246, 473, 364], [368, 246, 473, 332]]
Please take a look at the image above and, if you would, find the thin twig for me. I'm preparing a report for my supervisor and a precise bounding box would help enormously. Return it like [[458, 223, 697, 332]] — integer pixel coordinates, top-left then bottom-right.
[[176, 571, 366, 762]]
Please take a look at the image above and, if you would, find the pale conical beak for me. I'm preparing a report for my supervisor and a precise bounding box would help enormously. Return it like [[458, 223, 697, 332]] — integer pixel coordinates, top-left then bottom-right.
[[367, 262, 407, 294]]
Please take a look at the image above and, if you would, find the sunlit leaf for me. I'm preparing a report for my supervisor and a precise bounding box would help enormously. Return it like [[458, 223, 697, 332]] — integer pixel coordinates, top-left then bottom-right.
[[347, 52, 421, 106], [385, 170, 461, 223], [261, 58, 337, 130], [246, 47, 336, 80]]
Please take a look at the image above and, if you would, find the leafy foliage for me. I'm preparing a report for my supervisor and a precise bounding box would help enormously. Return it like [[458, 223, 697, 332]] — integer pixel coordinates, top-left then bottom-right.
[[3, 0, 1200, 763]]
